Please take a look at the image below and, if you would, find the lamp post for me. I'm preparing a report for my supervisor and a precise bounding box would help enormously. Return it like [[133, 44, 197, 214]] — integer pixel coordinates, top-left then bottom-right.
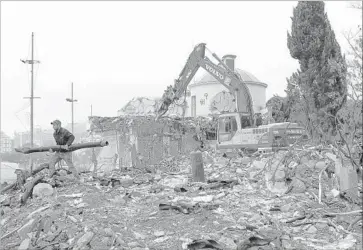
[[66, 83, 77, 162], [66, 82, 77, 134]]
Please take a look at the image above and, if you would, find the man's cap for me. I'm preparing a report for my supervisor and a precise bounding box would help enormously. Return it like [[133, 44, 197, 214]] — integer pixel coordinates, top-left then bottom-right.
[[51, 119, 61, 125]]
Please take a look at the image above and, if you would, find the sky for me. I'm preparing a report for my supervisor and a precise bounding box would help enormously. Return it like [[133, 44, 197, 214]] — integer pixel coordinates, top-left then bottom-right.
[[1, 1, 361, 137]]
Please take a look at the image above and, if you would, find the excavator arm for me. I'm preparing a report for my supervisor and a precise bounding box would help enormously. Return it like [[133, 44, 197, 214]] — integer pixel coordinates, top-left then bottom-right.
[[156, 43, 254, 123], [156, 43, 206, 119]]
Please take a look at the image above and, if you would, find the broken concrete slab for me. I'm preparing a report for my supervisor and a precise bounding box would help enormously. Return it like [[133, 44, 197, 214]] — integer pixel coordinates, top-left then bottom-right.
[[192, 195, 214, 203], [32, 183, 54, 198], [18, 219, 36, 240], [73, 232, 94, 250], [0, 195, 10, 206], [18, 238, 31, 250], [265, 179, 288, 194], [306, 225, 318, 234], [335, 157, 358, 200], [161, 176, 188, 188]]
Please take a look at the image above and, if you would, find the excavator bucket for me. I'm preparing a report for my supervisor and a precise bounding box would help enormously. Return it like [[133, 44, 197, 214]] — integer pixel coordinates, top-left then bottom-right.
[[155, 104, 169, 121], [155, 85, 176, 120], [155, 44, 207, 121]]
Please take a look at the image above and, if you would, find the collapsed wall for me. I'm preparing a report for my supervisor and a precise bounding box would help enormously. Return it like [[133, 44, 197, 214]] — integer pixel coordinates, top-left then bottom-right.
[[87, 115, 209, 169]]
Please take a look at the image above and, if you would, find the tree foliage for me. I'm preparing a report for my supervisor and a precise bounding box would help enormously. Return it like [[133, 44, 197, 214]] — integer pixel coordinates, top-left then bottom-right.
[[335, 2, 363, 145], [286, 1, 348, 141], [344, 2, 362, 101], [266, 95, 289, 123]]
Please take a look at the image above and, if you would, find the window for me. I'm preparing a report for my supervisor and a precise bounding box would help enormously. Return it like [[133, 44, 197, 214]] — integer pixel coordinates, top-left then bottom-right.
[[241, 116, 251, 129], [191, 96, 196, 117], [233, 118, 238, 130], [206, 130, 217, 140], [218, 116, 238, 143], [219, 117, 238, 133]]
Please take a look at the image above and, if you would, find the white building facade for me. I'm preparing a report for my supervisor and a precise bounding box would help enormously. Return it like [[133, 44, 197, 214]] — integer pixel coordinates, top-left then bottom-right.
[[184, 55, 268, 117]]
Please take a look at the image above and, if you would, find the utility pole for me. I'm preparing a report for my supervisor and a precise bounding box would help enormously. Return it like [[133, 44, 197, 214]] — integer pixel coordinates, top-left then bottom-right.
[[21, 32, 40, 172], [90, 105, 98, 176], [66, 83, 77, 162], [66, 82, 77, 134], [91, 105, 93, 142]]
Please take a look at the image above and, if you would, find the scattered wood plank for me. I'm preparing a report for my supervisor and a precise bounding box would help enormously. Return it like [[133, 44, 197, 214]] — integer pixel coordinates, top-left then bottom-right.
[[0, 224, 23, 240], [348, 216, 362, 231], [323, 210, 362, 217]]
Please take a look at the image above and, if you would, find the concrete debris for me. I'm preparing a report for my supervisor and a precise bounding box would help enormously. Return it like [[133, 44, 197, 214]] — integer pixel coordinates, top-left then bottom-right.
[[154, 231, 165, 237], [1, 141, 362, 249], [73, 232, 94, 250], [0, 195, 11, 206], [161, 176, 188, 188], [306, 225, 318, 234], [192, 195, 214, 203], [32, 183, 54, 198], [58, 169, 68, 176], [18, 238, 31, 250]]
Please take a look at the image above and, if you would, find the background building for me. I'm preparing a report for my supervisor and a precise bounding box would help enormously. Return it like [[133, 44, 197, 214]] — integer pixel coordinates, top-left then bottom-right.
[[185, 55, 268, 117], [1, 131, 13, 153]]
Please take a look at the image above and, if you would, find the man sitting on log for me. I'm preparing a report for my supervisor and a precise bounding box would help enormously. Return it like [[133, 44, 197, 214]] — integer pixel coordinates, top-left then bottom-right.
[[48, 119, 80, 180]]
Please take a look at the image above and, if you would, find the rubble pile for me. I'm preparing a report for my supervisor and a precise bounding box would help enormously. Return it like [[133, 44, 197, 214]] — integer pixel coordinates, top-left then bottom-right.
[[1, 145, 362, 250], [88, 115, 214, 135]]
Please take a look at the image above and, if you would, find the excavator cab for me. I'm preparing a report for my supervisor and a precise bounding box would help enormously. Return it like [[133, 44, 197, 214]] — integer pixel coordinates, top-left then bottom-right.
[[217, 115, 239, 143], [217, 113, 253, 145]]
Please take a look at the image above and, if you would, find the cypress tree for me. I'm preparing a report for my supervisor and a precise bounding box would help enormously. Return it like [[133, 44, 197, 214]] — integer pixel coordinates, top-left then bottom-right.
[[287, 1, 347, 139]]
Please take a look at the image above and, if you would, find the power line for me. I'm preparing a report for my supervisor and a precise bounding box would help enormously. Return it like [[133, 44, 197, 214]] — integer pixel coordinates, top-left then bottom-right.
[[15, 102, 30, 114], [14, 102, 31, 131], [15, 111, 30, 131]]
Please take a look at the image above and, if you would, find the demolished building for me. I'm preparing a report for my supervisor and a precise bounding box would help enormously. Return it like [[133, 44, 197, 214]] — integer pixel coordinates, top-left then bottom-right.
[[87, 114, 212, 171]]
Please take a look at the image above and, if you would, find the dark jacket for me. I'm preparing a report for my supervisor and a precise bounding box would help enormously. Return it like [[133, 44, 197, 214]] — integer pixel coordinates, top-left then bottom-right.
[[53, 127, 75, 146]]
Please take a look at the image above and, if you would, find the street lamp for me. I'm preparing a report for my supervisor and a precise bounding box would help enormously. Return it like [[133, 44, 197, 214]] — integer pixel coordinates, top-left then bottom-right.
[[66, 82, 77, 134]]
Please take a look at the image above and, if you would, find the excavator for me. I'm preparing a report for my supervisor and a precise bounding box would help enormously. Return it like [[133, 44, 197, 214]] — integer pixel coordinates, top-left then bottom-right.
[[156, 43, 307, 153]]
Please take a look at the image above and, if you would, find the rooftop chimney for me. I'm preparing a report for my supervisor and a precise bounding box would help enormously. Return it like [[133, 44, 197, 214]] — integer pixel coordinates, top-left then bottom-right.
[[222, 54, 237, 71]]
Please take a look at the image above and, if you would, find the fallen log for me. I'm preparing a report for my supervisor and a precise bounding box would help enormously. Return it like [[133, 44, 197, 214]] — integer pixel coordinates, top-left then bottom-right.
[[31, 163, 50, 175], [0, 183, 16, 194], [15, 169, 31, 192], [20, 175, 44, 205], [15, 140, 109, 154], [1, 164, 49, 194]]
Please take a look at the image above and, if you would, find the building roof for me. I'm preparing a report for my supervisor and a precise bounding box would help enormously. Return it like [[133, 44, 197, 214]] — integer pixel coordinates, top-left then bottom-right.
[[190, 68, 268, 88]]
